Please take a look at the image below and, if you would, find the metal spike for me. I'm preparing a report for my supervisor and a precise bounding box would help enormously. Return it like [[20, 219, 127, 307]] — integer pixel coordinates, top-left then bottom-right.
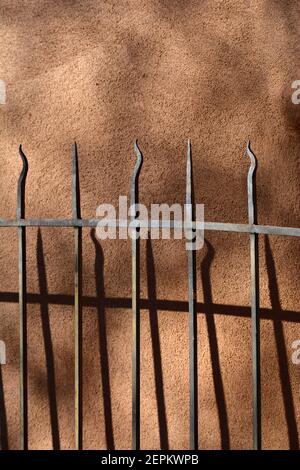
[[186, 140, 198, 450], [131, 139, 143, 450], [246, 141, 261, 450], [72, 142, 82, 450], [17, 146, 28, 220], [17, 145, 28, 450]]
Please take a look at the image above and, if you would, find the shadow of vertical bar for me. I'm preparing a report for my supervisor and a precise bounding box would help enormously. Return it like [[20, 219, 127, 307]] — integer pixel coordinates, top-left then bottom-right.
[[186, 140, 198, 450], [131, 140, 143, 450], [246, 142, 261, 450], [72, 142, 82, 450], [0, 366, 8, 449], [17, 145, 28, 450], [146, 238, 169, 450], [91, 229, 115, 450], [37, 229, 60, 449], [201, 240, 230, 449], [265, 236, 299, 449]]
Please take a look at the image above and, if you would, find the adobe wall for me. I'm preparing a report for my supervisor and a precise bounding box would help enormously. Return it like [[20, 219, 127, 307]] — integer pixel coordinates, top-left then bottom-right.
[[0, 0, 299, 449]]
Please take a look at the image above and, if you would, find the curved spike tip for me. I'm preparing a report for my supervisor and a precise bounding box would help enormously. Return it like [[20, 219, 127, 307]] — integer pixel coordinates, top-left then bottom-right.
[[18, 145, 28, 172], [131, 139, 143, 205], [246, 140, 257, 224], [17, 145, 28, 219], [133, 139, 143, 169], [134, 139, 142, 155], [246, 140, 256, 170]]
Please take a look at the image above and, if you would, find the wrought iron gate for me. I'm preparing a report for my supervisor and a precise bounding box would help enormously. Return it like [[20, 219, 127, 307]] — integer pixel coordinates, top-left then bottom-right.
[[0, 140, 299, 450]]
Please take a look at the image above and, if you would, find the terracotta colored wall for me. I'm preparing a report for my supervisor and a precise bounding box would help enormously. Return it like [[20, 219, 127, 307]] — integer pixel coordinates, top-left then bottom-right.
[[0, 0, 299, 450]]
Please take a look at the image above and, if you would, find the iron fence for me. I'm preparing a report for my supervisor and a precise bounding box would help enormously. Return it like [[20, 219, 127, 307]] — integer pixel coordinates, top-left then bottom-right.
[[0, 140, 300, 450]]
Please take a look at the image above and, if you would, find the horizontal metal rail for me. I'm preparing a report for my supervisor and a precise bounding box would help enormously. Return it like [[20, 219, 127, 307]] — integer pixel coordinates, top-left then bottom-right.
[[0, 218, 299, 237]]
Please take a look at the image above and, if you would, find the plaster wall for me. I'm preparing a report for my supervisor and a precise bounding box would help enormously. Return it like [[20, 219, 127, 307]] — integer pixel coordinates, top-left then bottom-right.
[[0, 0, 299, 449]]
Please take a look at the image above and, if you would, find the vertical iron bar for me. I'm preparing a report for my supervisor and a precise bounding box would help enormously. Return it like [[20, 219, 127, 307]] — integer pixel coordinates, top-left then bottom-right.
[[17, 145, 28, 450], [246, 141, 261, 450], [131, 140, 143, 450], [186, 140, 198, 450], [72, 142, 82, 450]]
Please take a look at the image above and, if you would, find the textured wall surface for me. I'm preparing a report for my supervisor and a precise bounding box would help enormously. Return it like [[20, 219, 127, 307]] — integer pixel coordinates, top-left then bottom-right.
[[0, 0, 299, 450]]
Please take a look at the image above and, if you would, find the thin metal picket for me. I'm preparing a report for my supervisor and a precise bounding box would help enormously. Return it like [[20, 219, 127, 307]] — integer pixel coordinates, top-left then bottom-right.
[[131, 141, 143, 450], [246, 142, 261, 450], [17, 146, 28, 451], [186, 140, 198, 450], [72, 143, 83, 450]]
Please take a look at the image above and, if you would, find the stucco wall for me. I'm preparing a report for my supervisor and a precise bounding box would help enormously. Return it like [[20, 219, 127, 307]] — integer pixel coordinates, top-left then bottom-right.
[[0, 0, 299, 450]]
